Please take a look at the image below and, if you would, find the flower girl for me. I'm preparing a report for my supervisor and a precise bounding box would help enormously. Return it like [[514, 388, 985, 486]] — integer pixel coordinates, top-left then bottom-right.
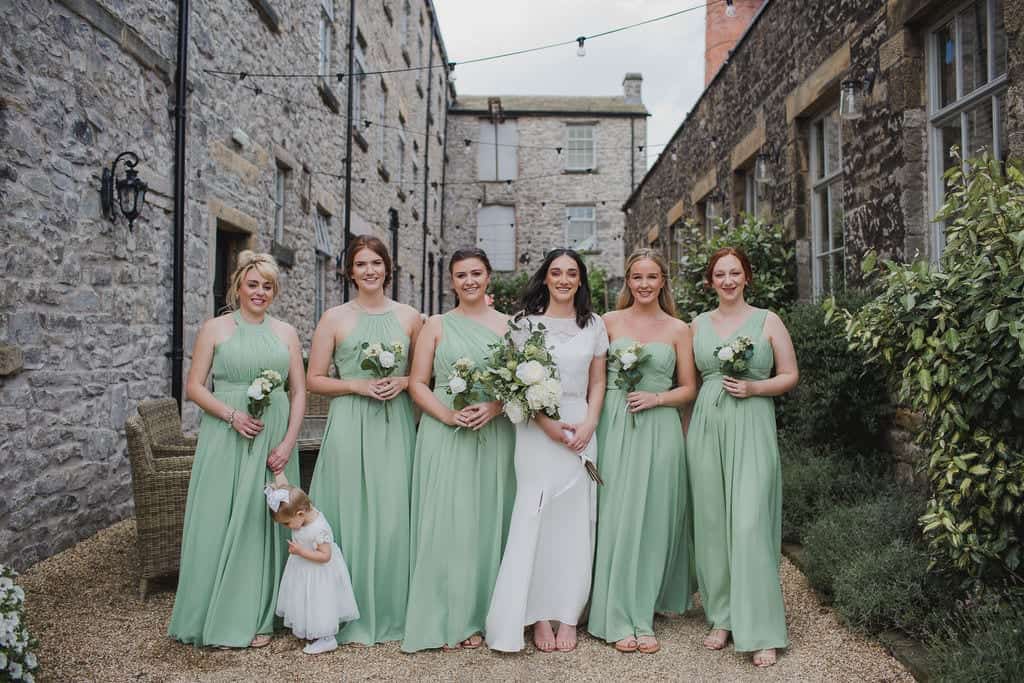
[[264, 483, 360, 654]]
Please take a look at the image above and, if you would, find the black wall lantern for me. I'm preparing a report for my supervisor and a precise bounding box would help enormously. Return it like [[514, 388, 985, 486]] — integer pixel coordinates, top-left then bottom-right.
[[101, 152, 148, 230]]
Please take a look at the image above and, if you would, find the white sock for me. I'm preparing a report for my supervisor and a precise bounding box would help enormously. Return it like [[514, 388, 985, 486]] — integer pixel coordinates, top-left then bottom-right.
[[303, 636, 337, 655]]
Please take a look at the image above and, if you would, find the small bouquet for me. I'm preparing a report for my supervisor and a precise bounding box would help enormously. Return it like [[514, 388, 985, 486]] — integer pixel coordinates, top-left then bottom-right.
[[713, 335, 754, 406], [246, 369, 284, 451], [446, 356, 483, 411], [0, 565, 40, 683], [608, 342, 651, 427], [360, 340, 406, 423], [481, 315, 561, 425]]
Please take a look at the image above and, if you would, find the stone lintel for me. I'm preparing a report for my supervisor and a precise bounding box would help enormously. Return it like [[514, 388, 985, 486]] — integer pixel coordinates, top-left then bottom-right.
[[208, 198, 258, 235], [210, 141, 260, 185], [646, 224, 660, 244], [785, 42, 851, 123], [886, 0, 956, 30], [690, 167, 718, 205], [247, 0, 282, 34], [272, 144, 300, 171], [730, 110, 767, 171], [313, 189, 338, 217], [665, 199, 686, 226], [879, 27, 923, 72]]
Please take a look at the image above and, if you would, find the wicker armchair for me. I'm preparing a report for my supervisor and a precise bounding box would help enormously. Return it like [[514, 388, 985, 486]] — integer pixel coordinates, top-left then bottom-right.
[[125, 399, 196, 599]]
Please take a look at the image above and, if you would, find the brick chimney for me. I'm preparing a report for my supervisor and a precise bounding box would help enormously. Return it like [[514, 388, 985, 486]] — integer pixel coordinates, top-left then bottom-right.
[[705, 0, 764, 85], [623, 73, 643, 104]]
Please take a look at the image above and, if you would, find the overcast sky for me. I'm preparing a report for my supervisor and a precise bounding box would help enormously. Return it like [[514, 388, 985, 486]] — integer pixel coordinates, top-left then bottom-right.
[[432, 0, 708, 170]]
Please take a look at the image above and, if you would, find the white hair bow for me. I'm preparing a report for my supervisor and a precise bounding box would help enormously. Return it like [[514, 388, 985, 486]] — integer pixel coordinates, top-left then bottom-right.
[[264, 485, 290, 512]]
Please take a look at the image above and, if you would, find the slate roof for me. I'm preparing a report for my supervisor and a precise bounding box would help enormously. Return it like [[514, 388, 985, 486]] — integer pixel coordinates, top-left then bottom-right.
[[451, 95, 648, 116]]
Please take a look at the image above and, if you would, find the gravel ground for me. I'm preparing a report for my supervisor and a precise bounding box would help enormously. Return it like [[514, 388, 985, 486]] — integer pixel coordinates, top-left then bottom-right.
[[20, 520, 913, 682]]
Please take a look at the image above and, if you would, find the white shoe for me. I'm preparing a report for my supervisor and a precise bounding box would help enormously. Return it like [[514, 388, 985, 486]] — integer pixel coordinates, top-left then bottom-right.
[[303, 636, 338, 655]]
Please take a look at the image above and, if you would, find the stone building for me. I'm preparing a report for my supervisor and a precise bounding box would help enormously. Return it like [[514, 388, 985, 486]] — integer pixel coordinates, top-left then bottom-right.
[[444, 74, 648, 287], [625, 0, 1023, 302], [0, 0, 451, 569]]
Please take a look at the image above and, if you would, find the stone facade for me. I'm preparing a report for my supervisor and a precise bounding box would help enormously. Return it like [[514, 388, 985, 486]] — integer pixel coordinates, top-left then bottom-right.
[[0, 0, 450, 569], [625, 0, 1024, 303], [445, 75, 648, 291]]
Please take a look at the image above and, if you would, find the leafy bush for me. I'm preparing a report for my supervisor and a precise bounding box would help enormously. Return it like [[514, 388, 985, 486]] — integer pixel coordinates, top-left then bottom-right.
[[826, 154, 1024, 586], [1, 565, 40, 682], [777, 294, 891, 452], [671, 214, 797, 320], [928, 594, 1024, 682]]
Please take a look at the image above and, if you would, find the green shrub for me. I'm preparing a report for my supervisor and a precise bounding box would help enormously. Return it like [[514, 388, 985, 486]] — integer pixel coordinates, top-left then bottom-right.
[[671, 214, 797, 321], [929, 594, 1024, 682], [488, 270, 529, 315], [777, 294, 891, 452], [826, 154, 1024, 586]]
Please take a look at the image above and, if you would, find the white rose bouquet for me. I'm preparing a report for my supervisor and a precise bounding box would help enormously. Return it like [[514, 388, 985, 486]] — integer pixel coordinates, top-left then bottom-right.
[[245, 369, 284, 452], [360, 340, 406, 423], [609, 342, 651, 427], [446, 356, 483, 412], [0, 565, 40, 683], [713, 335, 754, 406]]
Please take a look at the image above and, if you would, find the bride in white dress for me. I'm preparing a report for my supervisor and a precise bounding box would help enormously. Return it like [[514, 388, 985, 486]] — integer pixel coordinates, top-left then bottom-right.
[[485, 249, 608, 653]]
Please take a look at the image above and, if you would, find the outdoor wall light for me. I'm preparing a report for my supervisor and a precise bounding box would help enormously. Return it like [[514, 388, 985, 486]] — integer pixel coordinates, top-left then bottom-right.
[[725, 0, 737, 18], [705, 190, 725, 220], [755, 144, 779, 185], [576, 37, 586, 58], [840, 69, 876, 120], [101, 152, 148, 231]]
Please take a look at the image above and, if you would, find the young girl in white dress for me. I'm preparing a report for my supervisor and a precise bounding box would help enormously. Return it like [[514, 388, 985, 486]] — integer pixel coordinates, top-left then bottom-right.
[[265, 483, 360, 654], [485, 249, 608, 653]]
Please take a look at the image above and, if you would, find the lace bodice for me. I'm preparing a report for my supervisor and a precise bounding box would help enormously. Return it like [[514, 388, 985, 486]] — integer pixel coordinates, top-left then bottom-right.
[[531, 314, 609, 399], [292, 509, 335, 549]]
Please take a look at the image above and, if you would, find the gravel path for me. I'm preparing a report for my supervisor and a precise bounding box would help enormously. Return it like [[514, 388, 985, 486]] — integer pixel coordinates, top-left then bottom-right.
[[20, 520, 912, 682]]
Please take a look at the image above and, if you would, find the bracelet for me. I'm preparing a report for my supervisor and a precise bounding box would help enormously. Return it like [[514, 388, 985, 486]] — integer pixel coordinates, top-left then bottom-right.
[[226, 408, 236, 425]]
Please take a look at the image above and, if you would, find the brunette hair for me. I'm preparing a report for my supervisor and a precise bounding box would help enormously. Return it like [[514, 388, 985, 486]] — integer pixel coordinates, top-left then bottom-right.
[[617, 248, 677, 317], [704, 247, 754, 286], [448, 247, 493, 274], [345, 234, 393, 288], [520, 248, 594, 329], [268, 485, 312, 523], [226, 250, 280, 310]]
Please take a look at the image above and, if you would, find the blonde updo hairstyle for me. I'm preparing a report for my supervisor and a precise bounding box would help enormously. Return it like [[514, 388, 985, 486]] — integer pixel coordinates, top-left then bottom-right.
[[226, 250, 281, 310], [617, 248, 677, 317], [268, 485, 312, 523]]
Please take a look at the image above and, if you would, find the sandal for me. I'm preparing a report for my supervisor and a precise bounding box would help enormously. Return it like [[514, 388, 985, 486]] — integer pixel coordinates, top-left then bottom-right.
[[461, 634, 484, 649], [614, 636, 639, 653], [702, 629, 730, 650], [555, 624, 577, 653], [533, 622, 556, 652], [753, 648, 777, 667], [249, 634, 272, 648], [637, 635, 660, 654]]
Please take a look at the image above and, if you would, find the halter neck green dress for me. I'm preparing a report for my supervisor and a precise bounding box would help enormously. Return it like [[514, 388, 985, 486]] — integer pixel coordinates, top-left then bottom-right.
[[686, 308, 788, 652], [168, 311, 299, 647], [401, 312, 516, 652], [589, 339, 693, 643], [309, 309, 416, 645]]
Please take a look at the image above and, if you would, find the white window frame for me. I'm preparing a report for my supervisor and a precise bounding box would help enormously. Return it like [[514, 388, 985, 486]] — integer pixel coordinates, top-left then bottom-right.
[[565, 124, 596, 171], [314, 207, 333, 322], [927, 0, 1008, 259], [272, 162, 287, 243], [565, 205, 597, 251], [352, 48, 367, 129], [477, 119, 518, 181], [742, 170, 761, 219], [809, 107, 845, 299], [397, 131, 406, 185], [318, 2, 334, 78], [378, 84, 388, 166]]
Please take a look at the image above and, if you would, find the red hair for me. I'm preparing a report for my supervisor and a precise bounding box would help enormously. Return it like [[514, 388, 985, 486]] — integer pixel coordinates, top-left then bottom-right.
[[705, 247, 753, 286], [345, 234, 393, 288]]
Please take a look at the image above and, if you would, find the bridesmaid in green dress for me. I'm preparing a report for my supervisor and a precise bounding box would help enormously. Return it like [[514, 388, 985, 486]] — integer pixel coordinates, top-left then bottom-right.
[[686, 247, 798, 668], [168, 251, 304, 648], [307, 235, 422, 645], [590, 249, 698, 655], [402, 248, 516, 652]]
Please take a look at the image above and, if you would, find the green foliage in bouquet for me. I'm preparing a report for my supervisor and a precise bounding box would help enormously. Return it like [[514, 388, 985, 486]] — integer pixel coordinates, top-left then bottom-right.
[[1, 565, 40, 682]]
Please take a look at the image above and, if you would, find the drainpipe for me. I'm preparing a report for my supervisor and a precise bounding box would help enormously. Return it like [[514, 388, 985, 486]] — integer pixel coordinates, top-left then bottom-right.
[[170, 0, 190, 410], [342, 0, 356, 301], [389, 207, 399, 300], [630, 117, 635, 191], [438, 73, 450, 311], [420, 20, 435, 311]]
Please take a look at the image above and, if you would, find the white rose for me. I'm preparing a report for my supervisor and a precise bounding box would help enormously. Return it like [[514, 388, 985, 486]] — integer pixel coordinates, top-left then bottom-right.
[[379, 350, 396, 369], [619, 351, 638, 369], [25, 673, 35, 683], [24, 652, 36, 669], [542, 377, 561, 398], [515, 360, 547, 386], [717, 346, 735, 362], [525, 383, 548, 411], [448, 376, 467, 395], [9, 662, 22, 679], [0, 651, 7, 669], [453, 357, 475, 371], [504, 400, 526, 424], [246, 383, 263, 400], [264, 370, 282, 383], [0, 577, 11, 591], [11, 586, 23, 602]]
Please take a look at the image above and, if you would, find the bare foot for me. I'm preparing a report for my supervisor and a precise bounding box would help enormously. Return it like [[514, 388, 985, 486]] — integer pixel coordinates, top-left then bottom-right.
[[753, 648, 777, 667], [637, 635, 660, 654], [461, 634, 483, 649], [555, 623, 577, 652], [533, 620, 556, 652], [703, 629, 729, 650], [614, 636, 638, 652], [249, 634, 272, 648]]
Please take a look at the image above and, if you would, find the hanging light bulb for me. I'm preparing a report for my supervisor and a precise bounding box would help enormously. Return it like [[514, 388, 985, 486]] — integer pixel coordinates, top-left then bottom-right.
[[755, 148, 774, 185], [576, 36, 586, 58], [464, 139, 472, 154], [725, 0, 737, 18], [839, 79, 863, 120]]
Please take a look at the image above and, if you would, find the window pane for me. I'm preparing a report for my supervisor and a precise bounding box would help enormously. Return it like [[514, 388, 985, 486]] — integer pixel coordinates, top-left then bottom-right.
[[966, 99, 995, 157], [477, 121, 496, 181], [828, 181, 845, 252], [497, 121, 518, 180], [823, 110, 841, 176], [960, 2, 989, 95], [814, 120, 825, 179], [940, 115, 963, 178], [994, 0, 1007, 76], [998, 95, 1007, 160], [830, 250, 846, 294], [937, 19, 957, 107], [478, 205, 515, 271]]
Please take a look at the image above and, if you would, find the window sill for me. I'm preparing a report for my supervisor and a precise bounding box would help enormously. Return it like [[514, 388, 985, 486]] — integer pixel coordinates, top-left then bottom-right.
[[563, 168, 597, 175], [353, 128, 369, 153], [270, 241, 295, 268], [248, 0, 281, 33], [317, 78, 340, 114], [377, 162, 390, 182], [401, 48, 411, 67], [397, 188, 407, 202]]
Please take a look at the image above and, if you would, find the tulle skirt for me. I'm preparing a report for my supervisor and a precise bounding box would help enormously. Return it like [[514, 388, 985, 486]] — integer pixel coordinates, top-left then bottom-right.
[[276, 543, 360, 640]]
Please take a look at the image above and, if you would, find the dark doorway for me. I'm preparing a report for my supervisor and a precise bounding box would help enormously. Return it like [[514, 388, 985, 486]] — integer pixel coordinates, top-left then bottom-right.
[[213, 222, 249, 316]]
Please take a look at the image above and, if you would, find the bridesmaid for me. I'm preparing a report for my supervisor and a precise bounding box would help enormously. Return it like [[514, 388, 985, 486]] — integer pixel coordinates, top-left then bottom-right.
[[589, 249, 698, 654], [307, 234, 422, 645], [686, 247, 798, 668], [168, 251, 303, 648], [401, 248, 516, 652]]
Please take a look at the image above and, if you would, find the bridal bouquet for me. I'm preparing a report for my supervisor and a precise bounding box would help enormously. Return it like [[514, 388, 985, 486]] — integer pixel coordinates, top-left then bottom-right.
[[246, 369, 284, 451], [480, 315, 561, 425], [609, 342, 651, 427], [361, 340, 406, 423], [0, 565, 40, 683], [446, 356, 484, 411], [714, 335, 754, 406]]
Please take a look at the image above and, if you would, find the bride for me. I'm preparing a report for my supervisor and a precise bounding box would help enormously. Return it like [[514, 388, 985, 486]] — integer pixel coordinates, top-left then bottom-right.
[[484, 248, 608, 653]]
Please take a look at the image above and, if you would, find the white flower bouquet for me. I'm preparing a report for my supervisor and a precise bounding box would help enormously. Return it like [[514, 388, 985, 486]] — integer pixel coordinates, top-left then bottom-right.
[[609, 342, 651, 427], [445, 356, 484, 412], [0, 565, 40, 682], [245, 369, 284, 451], [713, 335, 754, 406], [360, 340, 406, 423], [481, 315, 561, 425]]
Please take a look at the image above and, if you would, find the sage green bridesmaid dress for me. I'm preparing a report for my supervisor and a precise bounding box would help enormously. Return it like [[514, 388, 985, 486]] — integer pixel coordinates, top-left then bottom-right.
[[686, 308, 788, 652], [589, 339, 693, 643], [401, 312, 516, 652], [308, 309, 416, 645], [168, 311, 299, 647]]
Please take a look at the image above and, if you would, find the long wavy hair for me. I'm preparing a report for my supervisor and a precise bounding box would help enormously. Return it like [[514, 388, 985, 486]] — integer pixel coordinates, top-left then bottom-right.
[[617, 248, 677, 317], [520, 248, 594, 328]]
